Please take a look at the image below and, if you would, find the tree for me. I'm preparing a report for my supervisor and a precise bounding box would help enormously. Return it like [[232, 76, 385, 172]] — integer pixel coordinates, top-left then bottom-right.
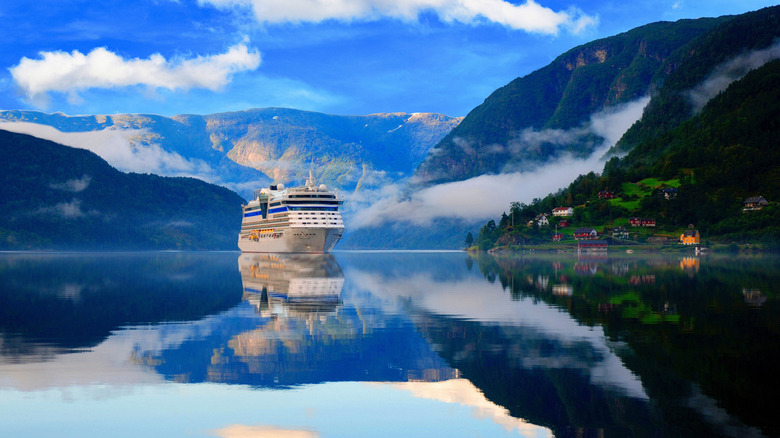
[[465, 232, 474, 248]]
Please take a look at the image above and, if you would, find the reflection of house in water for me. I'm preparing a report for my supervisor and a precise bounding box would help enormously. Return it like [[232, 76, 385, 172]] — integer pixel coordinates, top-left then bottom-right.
[[238, 253, 344, 316], [630, 275, 656, 285], [742, 289, 767, 307], [611, 262, 630, 276], [552, 284, 573, 296], [679, 257, 700, 272], [574, 262, 599, 276], [535, 275, 549, 291]]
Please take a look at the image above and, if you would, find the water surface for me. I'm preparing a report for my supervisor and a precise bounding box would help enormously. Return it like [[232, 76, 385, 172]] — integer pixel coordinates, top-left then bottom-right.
[[0, 251, 777, 437]]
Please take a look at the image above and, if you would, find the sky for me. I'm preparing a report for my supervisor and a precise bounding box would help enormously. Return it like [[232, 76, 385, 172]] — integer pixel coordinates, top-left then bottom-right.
[[1, 0, 778, 118]]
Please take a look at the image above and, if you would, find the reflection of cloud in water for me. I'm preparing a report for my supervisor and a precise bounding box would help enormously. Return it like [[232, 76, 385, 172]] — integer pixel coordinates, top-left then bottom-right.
[[210, 425, 319, 438], [0, 327, 164, 391], [345, 268, 647, 400], [386, 379, 553, 437]]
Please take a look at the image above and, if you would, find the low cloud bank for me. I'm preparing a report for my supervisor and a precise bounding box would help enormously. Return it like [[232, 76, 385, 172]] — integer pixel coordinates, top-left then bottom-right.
[[49, 175, 92, 193], [347, 96, 649, 229], [688, 40, 780, 112], [202, 0, 597, 35], [0, 122, 223, 183]]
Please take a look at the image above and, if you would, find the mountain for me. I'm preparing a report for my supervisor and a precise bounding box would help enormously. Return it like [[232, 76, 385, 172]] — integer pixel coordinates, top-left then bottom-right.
[[613, 5, 780, 153], [473, 53, 780, 249], [414, 17, 727, 185], [436, 6, 780, 249], [613, 58, 780, 239], [0, 108, 461, 198], [0, 129, 246, 250]]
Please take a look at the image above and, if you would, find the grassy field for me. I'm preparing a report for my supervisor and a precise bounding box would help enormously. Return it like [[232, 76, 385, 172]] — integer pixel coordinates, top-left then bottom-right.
[[612, 178, 681, 211]]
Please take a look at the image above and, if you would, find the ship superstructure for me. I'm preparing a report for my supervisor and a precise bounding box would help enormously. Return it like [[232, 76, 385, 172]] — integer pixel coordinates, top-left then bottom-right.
[[238, 172, 344, 253]]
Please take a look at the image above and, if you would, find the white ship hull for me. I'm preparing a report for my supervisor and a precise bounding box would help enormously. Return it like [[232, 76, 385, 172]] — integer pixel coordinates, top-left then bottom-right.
[[238, 226, 343, 254], [239, 173, 345, 254]]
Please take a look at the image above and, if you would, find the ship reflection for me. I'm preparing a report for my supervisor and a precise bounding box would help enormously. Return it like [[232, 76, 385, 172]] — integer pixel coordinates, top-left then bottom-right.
[[136, 253, 457, 388], [238, 253, 344, 316]]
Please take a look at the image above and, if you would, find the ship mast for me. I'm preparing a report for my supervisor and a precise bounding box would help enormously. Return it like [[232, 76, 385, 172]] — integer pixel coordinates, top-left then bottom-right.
[[306, 170, 315, 188]]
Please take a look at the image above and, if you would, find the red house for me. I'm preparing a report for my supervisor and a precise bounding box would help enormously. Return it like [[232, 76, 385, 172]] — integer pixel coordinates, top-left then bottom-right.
[[641, 218, 656, 227], [629, 217, 642, 227], [598, 191, 616, 199], [559, 219, 570, 228], [552, 233, 564, 242], [574, 228, 598, 240]]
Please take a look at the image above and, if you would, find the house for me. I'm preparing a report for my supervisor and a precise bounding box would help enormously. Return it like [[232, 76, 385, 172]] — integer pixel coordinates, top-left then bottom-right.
[[743, 196, 769, 211], [578, 239, 608, 253], [629, 217, 655, 227], [559, 219, 570, 228], [573, 227, 598, 240], [598, 190, 616, 199], [536, 215, 549, 227], [552, 206, 574, 217], [662, 188, 678, 200], [612, 226, 629, 239], [680, 229, 700, 245], [552, 233, 564, 242]]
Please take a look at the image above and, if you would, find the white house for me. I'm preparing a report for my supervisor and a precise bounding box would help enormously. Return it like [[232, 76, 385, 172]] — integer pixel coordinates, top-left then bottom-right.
[[552, 207, 573, 217]]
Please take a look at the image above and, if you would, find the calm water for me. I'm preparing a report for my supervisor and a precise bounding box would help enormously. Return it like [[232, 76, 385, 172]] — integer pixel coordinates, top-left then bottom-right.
[[0, 251, 778, 437]]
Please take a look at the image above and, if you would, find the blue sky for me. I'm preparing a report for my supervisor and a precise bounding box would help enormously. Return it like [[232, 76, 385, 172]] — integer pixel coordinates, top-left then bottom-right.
[[1, 0, 777, 117]]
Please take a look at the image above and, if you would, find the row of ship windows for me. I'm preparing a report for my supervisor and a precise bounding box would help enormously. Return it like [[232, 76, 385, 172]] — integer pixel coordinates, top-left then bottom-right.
[[269, 200, 340, 207], [297, 222, 342, 225]]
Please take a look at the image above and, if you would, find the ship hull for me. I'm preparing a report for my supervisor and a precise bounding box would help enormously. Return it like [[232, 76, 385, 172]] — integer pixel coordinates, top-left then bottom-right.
[[238, 226, 343, 254]]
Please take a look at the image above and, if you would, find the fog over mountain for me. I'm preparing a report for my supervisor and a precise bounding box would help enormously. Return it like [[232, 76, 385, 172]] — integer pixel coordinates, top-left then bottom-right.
[[0, 108, 461, 200]]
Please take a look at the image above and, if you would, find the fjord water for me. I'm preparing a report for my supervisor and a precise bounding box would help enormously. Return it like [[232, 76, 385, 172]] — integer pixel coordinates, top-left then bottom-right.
[[0, 251, 778, 437]]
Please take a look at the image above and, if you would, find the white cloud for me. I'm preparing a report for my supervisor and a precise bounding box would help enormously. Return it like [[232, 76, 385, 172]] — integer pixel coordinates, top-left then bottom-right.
[[10, 43, 261, 105], [201, 0, 597, 34], [348, 96, 649, 228], [0, 122, 220, 181]]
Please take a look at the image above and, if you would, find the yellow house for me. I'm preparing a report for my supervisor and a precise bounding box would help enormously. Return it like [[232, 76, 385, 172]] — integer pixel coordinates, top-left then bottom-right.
[[680, 229, 700, 245]]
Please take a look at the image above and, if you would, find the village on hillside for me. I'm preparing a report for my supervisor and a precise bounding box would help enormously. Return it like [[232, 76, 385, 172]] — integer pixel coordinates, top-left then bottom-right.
[[469, 177, 772, 253]]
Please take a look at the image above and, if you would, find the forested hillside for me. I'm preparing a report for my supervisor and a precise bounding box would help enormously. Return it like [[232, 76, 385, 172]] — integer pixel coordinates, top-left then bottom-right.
[[474, 57, 780, 250], [614, 5, 780, 152], [0, 130, 245, 250], [415, 17, 725, 185]]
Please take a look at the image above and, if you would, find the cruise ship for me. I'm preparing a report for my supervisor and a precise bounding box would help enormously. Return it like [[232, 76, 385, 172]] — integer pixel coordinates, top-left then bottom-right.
[[238, 172, 345, 253]]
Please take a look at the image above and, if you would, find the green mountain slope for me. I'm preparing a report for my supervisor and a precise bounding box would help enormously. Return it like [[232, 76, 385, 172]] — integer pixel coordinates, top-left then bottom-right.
[[414, 17, 725, 185], [475, 57, 780, 249], [0, 130, 245, 250], [614, 58, 780, 237], [614, 5, 780, 152]]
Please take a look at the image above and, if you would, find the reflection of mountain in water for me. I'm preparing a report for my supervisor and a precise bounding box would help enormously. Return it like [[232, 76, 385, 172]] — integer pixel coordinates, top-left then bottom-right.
[[468, 253, 780, 438], [414, 312, 656, 438], [0, 252, 243, 363], [141, 254, 457, 387]]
